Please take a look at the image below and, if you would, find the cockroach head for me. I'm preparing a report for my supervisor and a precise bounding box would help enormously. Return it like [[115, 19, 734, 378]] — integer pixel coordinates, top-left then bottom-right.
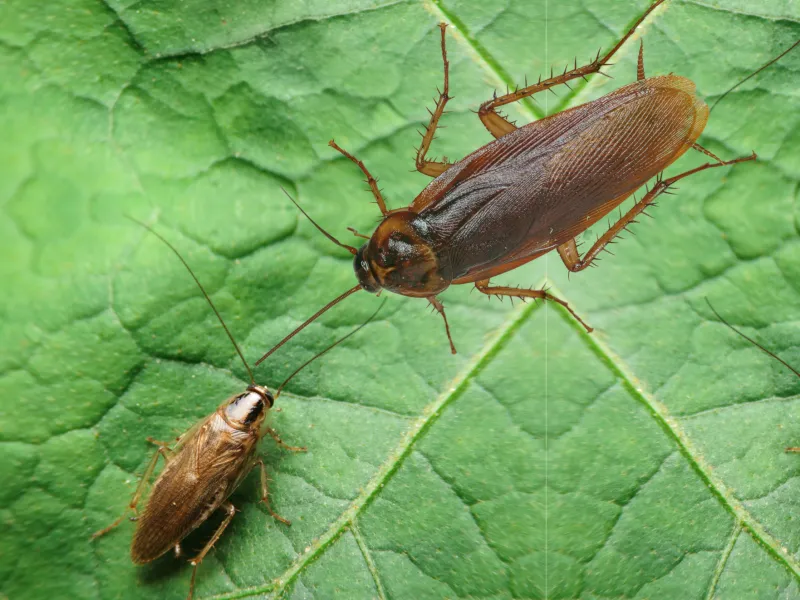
[[354, 243, 381, 294], [225, 385, 274, 428], [354, 211, 449, 297]]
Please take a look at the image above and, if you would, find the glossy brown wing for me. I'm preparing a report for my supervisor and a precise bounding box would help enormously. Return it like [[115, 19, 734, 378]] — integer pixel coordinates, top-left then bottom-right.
[[413, 75, 707, 283], [130, 414, 257, 564], [452, 187, 637, 284], [408, 89, 597, 214]]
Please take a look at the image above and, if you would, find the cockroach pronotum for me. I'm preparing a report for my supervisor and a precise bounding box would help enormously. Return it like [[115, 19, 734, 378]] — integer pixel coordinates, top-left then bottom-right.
[[255, 0, 798, 361], [706, 300, 800, 456], [91, 219, 383, 599]]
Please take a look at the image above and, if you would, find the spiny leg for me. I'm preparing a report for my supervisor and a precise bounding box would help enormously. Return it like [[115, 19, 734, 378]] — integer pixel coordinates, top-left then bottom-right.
[[257, 457, 291, 525], [91, 441, 172, 539], [186, 501, 236, 600], [474, 279, 593, 333], [557, 239, 582, 271], [428, 296, 457, 354], [329, 140, 389, 216], [478, 0, 667, 138], [692, 143, 725, 163], [637, 40, 645, 81], [415, 23, 453, 178], [557, 153, 757, 273], [264, 427, 307, 452]]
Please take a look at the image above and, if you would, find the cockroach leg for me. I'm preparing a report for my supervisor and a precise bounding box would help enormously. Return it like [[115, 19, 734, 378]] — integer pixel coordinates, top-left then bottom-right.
[[146, 437, 171, 446], [347, 226, 371, 240], [478, 0, 667, 138], [329, 140, 389, 216], [186, 501, 237, 600], [637, 40, 646, 82], [558, 153, 756, 273], [257, 457, 291, 525], [146, 437, 176, 458], [428, 296, 457, 354], [91, 514, 128, 539], [691, 143, 724, 164], [557, 239, 582, 268], [264, 427, 307, 453], [474, 279, 593, 333], [415, 23, 453, 178], [91, 442, 171, 540]]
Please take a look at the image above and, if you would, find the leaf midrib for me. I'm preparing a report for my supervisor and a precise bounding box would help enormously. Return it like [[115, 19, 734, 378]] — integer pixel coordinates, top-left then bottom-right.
[[583, 331, 800, 582]]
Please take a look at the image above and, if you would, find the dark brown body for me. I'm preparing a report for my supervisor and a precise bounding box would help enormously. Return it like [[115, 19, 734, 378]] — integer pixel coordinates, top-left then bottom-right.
[[131, 404, 260, 564], [259, 1, 760, 359], [356, 75, 707, 296]]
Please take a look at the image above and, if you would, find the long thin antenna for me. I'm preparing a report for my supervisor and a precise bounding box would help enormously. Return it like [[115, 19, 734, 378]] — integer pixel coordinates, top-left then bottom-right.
[[710, 39, 799, 112], [281, 187, 358, 255], [706, 298, 800, 378], [255, 284, 362, 366], [127, 217, 256, 384], [276, 300, 386, 397]]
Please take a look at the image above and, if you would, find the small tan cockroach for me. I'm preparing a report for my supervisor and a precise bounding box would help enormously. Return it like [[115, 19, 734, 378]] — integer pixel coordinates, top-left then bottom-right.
[[92, 219, 382, 599], [255, 0, 798, 360]]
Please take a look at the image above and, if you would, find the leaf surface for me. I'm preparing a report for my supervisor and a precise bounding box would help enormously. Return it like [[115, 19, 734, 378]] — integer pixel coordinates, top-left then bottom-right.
[[1, 0, 799, 598]]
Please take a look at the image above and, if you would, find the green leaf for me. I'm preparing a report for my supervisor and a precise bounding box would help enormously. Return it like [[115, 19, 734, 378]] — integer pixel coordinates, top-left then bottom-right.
[[1, 0, 799, 598]]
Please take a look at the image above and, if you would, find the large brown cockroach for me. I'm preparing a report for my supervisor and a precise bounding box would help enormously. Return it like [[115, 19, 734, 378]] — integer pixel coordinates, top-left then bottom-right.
[[256, 0, 797, 362], [91, 220, 382, 599]]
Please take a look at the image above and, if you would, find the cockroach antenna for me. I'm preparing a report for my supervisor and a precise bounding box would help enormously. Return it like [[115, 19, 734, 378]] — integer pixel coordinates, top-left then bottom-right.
[[274, 299, 386, 397], [127, 216, 257, 384], [710, 39, 799, 113], [280, 186, 358, 255], [705, 298, 800, 378], [254, 284, 362, 367], [706, 298, 800, 454]]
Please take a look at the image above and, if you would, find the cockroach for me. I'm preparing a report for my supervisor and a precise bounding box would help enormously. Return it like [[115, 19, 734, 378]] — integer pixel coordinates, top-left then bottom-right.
[[255, 0, 797, 362], [706, 299, 800, 454], [91, 220, 383, 599]]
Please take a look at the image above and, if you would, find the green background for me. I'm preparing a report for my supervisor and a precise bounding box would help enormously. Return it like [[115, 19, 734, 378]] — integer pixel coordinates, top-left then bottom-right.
[[1, 0, 799, 598]]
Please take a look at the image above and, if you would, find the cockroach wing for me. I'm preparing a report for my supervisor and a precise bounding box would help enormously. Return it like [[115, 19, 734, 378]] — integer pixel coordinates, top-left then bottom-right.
[[412, 75, 708, 283], [130, 415, 257, 564]]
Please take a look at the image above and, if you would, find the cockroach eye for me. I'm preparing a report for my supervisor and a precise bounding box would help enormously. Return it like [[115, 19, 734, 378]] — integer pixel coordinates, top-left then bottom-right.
[[353, 244, 381, 293]]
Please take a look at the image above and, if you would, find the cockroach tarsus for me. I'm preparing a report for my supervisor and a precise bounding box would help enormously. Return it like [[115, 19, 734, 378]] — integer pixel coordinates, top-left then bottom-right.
[[91, 219, 383, 600], [706, 298, 800, 454], [257, 0, 796, 362]]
